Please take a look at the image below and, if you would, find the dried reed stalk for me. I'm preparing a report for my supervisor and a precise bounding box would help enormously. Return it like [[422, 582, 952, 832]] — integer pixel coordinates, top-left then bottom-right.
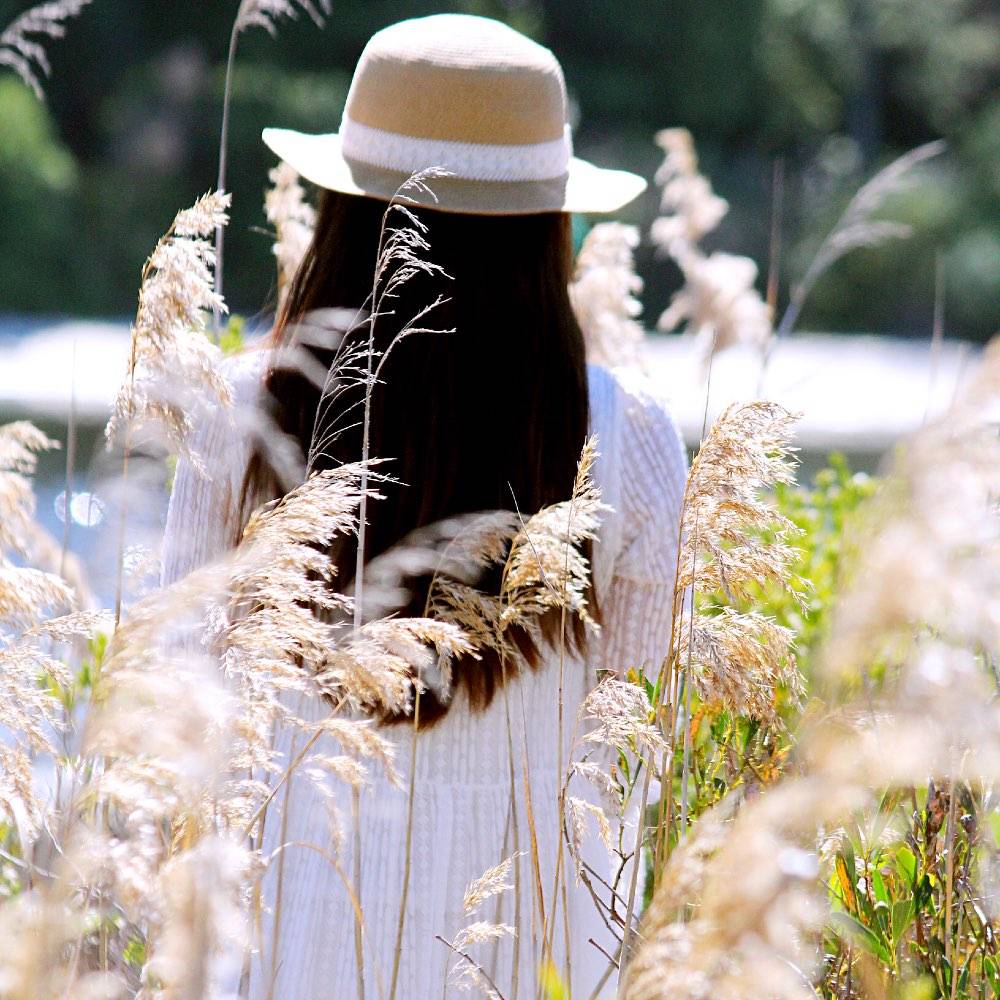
[[774, 140, 946, 340], [215, 0, 331, 316], [105, 190, 233, 625], [673, 401, 804, 725], [265, 160, 316, 307]]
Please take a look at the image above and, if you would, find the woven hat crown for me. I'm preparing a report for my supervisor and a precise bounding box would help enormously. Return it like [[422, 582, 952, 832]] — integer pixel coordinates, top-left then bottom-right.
[[261, 14, 647, 215], [344, 14, 569, 155]]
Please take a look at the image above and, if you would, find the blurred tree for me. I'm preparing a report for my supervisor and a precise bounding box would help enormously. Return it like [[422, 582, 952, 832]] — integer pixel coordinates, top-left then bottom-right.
[[754, 0, 1000, 336], [0, 77, 81, 311], [0, 0, 997, 339]]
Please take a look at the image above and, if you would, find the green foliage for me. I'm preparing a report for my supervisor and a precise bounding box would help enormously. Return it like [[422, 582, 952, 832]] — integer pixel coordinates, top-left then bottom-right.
[[0, 79, 76, 188], [0, 0, 997, 337], [628, 455, 875, 918], [821, 784, 1000, 999], [122, 936, 147, 970], [79, 629, 107, 691], [219, 313, 247, 356], [0, 77, 81, 311], [0, 820, 22, 901], [765, 453, 878, 679], [748, 456, 1000, 999], [42, 629, 107, 720]]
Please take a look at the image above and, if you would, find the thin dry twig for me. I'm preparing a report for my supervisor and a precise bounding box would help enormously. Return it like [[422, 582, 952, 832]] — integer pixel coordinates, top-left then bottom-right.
[[774, 140, 946, 340]]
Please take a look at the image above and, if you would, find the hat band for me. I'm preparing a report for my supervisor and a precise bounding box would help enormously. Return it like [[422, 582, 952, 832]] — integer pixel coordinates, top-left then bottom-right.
[[339, 115, 573, 182]]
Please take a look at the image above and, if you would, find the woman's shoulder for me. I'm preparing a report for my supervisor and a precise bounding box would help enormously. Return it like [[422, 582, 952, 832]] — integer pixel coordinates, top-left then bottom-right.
[[586, 363, 688, 586], [586, 362, 687, 471], [219, 345, 270, 404], [182, 346, 270, 481], [586, 360, 676, 415]]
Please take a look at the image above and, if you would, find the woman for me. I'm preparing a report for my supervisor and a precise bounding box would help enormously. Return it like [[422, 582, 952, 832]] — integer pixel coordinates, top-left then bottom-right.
[[163, 13, 687, 999]]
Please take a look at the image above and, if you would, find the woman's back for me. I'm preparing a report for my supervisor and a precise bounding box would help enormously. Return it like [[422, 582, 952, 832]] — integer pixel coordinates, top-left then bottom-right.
[[162, 351, 687, 998]]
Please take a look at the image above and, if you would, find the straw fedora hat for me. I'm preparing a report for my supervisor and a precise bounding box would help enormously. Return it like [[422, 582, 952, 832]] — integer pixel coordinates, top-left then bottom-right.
[[262, 13, 647, 215]]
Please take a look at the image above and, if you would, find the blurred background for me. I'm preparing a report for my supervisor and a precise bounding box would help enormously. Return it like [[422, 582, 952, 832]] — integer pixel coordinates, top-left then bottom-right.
[[1, 0, 998, 583], [2, 0, 998, 338]]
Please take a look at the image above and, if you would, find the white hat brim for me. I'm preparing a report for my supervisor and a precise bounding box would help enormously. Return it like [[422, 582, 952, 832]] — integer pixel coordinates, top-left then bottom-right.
[[262, 127, 647, 215]]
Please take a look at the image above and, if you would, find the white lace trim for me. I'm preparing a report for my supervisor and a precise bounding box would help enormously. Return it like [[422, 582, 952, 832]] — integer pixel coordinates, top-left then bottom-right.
[[339, 115, 573, 182]]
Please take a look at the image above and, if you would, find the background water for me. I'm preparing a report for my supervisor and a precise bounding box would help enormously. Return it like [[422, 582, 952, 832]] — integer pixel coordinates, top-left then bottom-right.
[[2, 315, 976, 606]]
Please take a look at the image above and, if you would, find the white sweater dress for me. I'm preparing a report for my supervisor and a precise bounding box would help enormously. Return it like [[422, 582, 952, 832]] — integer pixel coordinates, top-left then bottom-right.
[[161, 349, 688, 1000]]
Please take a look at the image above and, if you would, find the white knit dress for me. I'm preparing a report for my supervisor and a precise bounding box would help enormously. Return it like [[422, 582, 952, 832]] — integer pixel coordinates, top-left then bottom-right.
[[161, 350, 688, 1000]]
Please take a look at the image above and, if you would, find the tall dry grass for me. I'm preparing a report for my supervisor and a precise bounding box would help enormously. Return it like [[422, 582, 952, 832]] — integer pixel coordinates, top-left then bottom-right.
[[625, 338, 1000, 1000], [1, 202, 990, 1000], [0, 7, 990, 1000]]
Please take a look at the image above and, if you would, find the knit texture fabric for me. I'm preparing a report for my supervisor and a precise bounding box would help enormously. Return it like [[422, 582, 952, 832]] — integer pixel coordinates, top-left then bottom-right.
[[161, 350, 688, 999]]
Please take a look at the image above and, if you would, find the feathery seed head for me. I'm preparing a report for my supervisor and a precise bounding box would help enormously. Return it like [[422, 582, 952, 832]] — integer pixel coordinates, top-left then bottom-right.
[[823, 338, 1000, 682], [105, 192, 233, 465], [572, 222, 646, 369], [462, 853, 521, 915], [265, 161, 316, 305], [447, 858, 519, 995], [581, 677, 667, 756], [651, 128, 771, 363], [0, 421, 58, 554], [236, 0, 331, 35], [652, 128, 728, 248], [501, 436, 605, 630], [657, 250, 772, 357], [0, 0, 92, 99], [677, 402, 803, 721]]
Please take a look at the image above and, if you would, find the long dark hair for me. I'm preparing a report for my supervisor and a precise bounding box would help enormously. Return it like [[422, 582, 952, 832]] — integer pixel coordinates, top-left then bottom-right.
[[241, 189, 592, 725]]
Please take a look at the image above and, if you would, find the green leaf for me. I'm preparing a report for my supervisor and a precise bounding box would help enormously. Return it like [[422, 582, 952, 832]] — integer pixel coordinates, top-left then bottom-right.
[[891, 898, 915, 943], [219, 314, 245, 356], [871, 867, 889, 906], [123, 936, 147, 967], [894, 844, 917, 884], [984, 955, 1000, 995], [829, 911, 892, 965], [539, 961, 569, 1000], [989, 811, 1000, 849], [900, 975, 937, 1000], [835, 855, 858, 913], [840, 841, 857, 885]]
